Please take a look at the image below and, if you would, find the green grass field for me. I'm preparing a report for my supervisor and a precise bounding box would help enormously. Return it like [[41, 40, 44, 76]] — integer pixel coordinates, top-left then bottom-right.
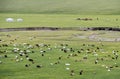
[[0, 0, 120, 79], [0, 31, 120, 79], [0, 0, 119, 28], [0, 14, 120, 28], [0, 0, 120, 14]]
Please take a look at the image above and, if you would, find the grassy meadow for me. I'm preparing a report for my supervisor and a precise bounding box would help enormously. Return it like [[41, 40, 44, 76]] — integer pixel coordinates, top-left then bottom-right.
[[0, 31, 120, 79], [0, 14, 120, 28], [0, 0, 120, 79], [0, 0, 120, 14]]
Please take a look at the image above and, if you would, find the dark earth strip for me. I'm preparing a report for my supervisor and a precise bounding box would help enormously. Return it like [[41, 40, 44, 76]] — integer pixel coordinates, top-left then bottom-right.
[[0, 27, 120, 32]]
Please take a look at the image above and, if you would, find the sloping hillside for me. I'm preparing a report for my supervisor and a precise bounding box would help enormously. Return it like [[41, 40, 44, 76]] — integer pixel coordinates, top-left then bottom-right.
[[0, 0, 120, 14]]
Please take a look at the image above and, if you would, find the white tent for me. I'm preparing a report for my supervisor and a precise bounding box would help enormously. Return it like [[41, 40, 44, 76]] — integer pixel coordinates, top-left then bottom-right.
[[17, 18, 23, 22], [6, 18, 14, 22]]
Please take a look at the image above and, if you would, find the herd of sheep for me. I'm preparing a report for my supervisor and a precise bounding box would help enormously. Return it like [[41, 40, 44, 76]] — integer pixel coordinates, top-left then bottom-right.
[[0, 34, 119, 76]]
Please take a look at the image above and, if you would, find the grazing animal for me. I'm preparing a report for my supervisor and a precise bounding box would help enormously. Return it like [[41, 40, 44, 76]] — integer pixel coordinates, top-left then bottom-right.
[[95, 60, 98, 64], [0, 61, 2, 64], [25, 64, 30, 67], [70, 70, 75, 76], [26, 55, 29, 58], [65, 44, 68, 46], [20, 58, 23, 61], [32, 51, 35, 53], [65, 63, 70, 66], [19, 53, 23, 56], [58, 56, 62, 60], [77, 51, 81, 53], [67, 56, 70, 59], [28, 59, 34, 64], [83, 44, 86, 46], [70, 73, 74, 76], [41, 50, 46, 53], [25, 64, 28, 67], [81, 49, 84, 51], [76, 18, 81, 20], [16, 59, 20, 62], [2, 44, 8, 47], [29, 59, 33, 61], [83, 56, 87, 60], [35, 44, 40, 48], [4, 55, 7, 58], [54, 61, 60, 64], [109, 66, 113, 69], [41, 53, 44, 56], [115, 55, 118, 60], [66, 67, 70, 70], [97, 47, 99, 50], [36, 65, 42, 68], [108, 69, 111, 71], [115, 65, 118, 67], [112, 57, 115, 59], [60, 44, 64, 46], [71, 70, 74, 73], [76, 18, 92, 21], [63, 49, 67, 53], [70, 48, 74, 52], [79, 70, 83, 75]]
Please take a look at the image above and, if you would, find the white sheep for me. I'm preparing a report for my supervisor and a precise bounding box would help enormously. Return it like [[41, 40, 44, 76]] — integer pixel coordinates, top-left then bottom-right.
[[65, 63, 70, 66], [66, 67, 70, 70], [108, 69, 111, 71], [20, 58, 23, 61], [16, 59, 20, 62], [50, 63, 53, 65], [0, 61, 2, 64], [15, 56, 18, 59]]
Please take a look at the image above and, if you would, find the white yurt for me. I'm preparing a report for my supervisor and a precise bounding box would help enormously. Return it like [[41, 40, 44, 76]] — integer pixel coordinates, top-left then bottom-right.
[[6, 18, 14, 22], [17, 18, 23, 22]]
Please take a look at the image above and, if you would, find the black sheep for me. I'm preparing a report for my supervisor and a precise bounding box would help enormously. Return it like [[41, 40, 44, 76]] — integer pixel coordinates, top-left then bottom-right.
[[25, 64, 30, 67], [77, 51, 81, 53], [36, 65, 42, 68], [58, 56, 62, 60], [28, 59, 34, 64], [4, 55, 7, 58], [29, 59, 33, 61], [79, 70, 83, 75], [25, 64, 29, 67], [41, 53, 44, 56]]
